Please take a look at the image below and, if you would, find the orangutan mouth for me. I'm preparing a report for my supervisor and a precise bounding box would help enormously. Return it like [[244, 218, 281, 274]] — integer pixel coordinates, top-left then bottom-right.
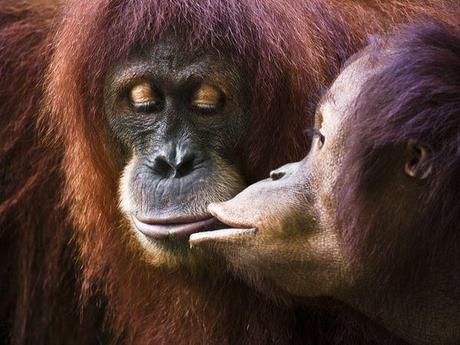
[[188, 204, 258, 245], [189, 227, 257, 246], [132, 215, 220, 240]]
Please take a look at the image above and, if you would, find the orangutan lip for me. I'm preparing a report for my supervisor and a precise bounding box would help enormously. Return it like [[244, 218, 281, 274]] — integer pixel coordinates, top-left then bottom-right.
[[189, 228, 257, 246], [132, 215, 218, 240], [207, 205, 254, 230], [135, 214, 211, 225]]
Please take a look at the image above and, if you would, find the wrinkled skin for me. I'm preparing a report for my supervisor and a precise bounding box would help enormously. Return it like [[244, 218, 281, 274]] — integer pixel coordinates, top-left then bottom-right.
[[105, 38, 250, 262]]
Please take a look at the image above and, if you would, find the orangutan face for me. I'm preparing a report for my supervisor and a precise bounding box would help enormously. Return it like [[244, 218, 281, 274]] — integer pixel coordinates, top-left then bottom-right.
[[104, 38, 251, 267]]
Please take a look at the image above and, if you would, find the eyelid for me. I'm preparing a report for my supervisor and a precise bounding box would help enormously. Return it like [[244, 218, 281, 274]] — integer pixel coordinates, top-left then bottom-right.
[[192, 85, 221, 101], [129, 82, 161, 105], [190, 83, 225, 113]]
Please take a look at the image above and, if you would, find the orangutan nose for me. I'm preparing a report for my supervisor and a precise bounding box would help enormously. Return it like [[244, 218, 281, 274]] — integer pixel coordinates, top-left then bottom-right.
[[151, 151, 196, 179], [270, 169, 286, 181]]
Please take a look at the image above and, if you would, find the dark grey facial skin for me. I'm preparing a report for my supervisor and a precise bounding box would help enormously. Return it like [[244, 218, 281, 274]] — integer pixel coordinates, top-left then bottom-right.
[[103, 38, 250, 252]]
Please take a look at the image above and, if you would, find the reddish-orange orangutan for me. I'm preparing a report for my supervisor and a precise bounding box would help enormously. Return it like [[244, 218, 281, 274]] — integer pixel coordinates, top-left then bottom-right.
[[0, 0, 457, 344]]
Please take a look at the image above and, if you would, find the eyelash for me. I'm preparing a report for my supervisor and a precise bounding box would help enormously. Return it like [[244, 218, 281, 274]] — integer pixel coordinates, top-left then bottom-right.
[[132, 101, 163, 113]]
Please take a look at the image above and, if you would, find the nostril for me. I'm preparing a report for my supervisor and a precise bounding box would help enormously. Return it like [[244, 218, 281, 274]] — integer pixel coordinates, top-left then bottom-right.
[[152, 155, 175, 178], [270, 170, 285, 181], [175, 153, 195, 178], [149, 152, 197, 178]]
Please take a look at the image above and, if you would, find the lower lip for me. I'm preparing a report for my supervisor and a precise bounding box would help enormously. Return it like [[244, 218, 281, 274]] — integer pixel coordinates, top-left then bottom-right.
[[132, 216, 218, 240]]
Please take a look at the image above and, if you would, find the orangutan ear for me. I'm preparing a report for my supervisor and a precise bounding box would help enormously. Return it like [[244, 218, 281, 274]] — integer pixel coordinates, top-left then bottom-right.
[[405, 139, 432, 179]]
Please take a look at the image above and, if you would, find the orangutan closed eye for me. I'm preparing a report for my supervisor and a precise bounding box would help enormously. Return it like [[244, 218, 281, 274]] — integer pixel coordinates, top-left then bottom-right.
[[195, 20, 460, 345]]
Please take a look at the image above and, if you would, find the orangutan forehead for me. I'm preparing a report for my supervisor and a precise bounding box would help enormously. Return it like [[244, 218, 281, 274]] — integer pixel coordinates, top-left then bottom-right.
[[318, 51, 381, 114], [146, 36, 220, 62], [118, 34, 235, 72], [108, 38, 244, 94]]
